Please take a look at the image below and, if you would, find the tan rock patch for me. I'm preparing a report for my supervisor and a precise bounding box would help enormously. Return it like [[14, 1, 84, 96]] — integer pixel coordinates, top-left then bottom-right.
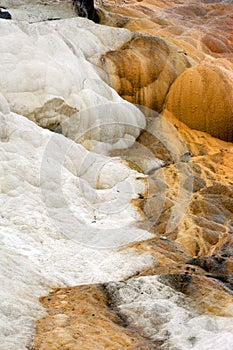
[[30, 285, 153, 350], [165, 62, 233, 142]]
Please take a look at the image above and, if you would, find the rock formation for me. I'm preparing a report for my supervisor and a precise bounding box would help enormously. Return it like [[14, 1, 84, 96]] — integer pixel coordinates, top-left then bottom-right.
[[165, 62, 233, 142], [96, 35, 192, 111], [97, 0, 233, 142], [0, 1, 233, 350], [0, 16, 145, 150], [72, 0, 98, 22]]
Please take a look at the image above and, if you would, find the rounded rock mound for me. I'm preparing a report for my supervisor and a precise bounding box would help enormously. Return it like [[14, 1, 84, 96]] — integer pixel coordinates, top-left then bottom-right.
[[165, 62, 233, 142]]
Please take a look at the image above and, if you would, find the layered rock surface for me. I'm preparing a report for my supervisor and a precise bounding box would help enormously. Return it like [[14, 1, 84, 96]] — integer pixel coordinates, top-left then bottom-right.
[[31, 277, 233, 350], [0, 0, 233, 350], [0, 98, 154, 350], [95, 35, 192, 111], [97, 0, 233, 142], [0, 10, 155, 350], [165, 62, 233, 142], [0, 15, 147, 151]]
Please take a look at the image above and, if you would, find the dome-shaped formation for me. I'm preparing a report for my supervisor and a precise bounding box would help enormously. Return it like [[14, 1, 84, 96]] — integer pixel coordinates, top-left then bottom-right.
[[165, 62, 233, 142], [99, 35, 191, 112]]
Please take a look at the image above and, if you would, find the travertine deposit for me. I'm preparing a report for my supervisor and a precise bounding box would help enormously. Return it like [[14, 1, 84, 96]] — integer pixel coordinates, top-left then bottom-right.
[[0, 0, 233, 350], [165, 62, 233, 142], [96, 35, 192, 111], [97, 0, 233, 142]]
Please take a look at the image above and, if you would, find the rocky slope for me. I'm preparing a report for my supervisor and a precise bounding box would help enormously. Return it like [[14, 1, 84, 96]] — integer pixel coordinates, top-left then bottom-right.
[[0, 1, 233, 350], [97, 0, 233, 142]]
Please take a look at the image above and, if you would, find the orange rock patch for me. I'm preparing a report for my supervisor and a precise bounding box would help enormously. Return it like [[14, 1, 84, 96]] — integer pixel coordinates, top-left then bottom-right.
[[30, 285, 152, 350]]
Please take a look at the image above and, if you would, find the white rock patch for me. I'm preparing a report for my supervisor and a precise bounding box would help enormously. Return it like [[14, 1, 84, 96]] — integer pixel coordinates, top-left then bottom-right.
[[0, 12, 155, 350], [0, 105, 153, 350], [105, 276, 233, 350], [0, 17, 143, 151]]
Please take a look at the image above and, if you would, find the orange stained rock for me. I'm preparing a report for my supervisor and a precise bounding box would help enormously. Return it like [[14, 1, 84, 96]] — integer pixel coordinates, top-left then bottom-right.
[[31, 0, 233, 346], [127, 110, 233, 258], [99, 0, 233, 61], [30, 285, 152, 350], [98, 0, 233, 142], [99, 34, 191, 111], [165, 62, 233, 142]]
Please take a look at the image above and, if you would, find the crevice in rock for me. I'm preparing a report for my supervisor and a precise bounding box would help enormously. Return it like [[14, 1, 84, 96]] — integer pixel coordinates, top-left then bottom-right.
[[158, 273, 193, 294], [72, 0, 100, 22], [0, 9, 11, 19], [187, 254, 233, 291]]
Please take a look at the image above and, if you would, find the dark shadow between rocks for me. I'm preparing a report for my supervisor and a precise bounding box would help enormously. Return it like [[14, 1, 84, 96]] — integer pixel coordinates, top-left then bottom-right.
[[72, 0, 100, 23], [0, 9, 11, 19], [187, 255, 233, 291], [158, 273, 192, 294]]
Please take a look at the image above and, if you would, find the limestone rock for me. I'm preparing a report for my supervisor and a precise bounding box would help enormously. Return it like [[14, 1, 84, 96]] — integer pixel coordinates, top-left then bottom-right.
[[0, 17, 145, 150], [103, 276, 233, 349], [0, 106, 154, 350], [98, 0, 233, 141], [31, 285, 152, 349], [165, 62, 233, 142], [98, 34, 192, 112], [0, 0, 75, 22], [1, 1, 233, 349]]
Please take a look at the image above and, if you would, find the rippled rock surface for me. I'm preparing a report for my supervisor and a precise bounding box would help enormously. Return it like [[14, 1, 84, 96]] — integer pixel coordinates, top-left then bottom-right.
[[0, 1, 233, 350], [97, 0, 233, 142]]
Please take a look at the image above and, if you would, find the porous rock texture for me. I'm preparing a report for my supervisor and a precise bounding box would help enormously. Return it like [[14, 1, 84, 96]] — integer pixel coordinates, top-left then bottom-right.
[[0, 0, 233, 350], [0, 6, 156, 350]]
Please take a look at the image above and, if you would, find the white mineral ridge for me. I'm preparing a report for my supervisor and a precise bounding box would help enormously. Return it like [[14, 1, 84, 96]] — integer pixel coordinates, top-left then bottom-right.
[[106, 276, 233, 350], [0, 12, 154, 350], [0, 99, 153, 350], [0, 17, 144, 150]]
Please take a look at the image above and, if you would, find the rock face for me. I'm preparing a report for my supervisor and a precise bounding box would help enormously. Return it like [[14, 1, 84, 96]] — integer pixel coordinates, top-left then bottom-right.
[[0, 17, 146, 149], [140, 111, 233, 258], [165, 62, 233, 142], [97, 35, 192, 111], [31, 284, 152, 349], [97, 0, 233, 142], [31, 276, 233, 350], [0, 12, 156, 350], [104, 276, 233, 349], [0, 0, 75, 22], [0, 101, 153, 350], [0, 1, 233, 350]]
